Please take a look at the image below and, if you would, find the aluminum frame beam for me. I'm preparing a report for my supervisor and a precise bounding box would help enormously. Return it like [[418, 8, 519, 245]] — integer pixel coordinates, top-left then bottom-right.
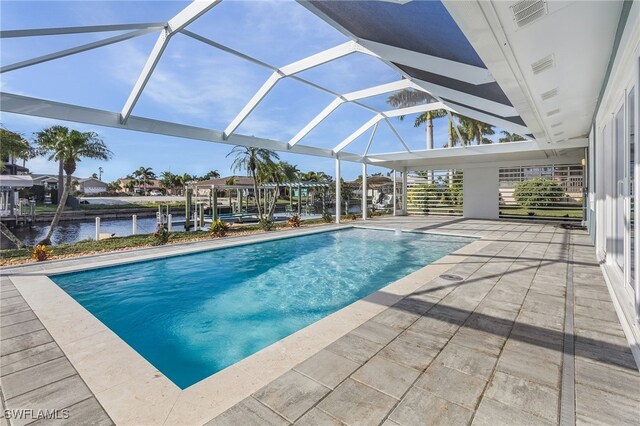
[[182, 30, 380, 114], [357, 39, 495, 85], [0, 23, 166, 38], [1, 92, 364, 162], [223, 41, 358, 139], [332, 102, 448, 154], [1, 28, 159, 74], [120, 0, 222, 124], [288, 79, 416, 148]]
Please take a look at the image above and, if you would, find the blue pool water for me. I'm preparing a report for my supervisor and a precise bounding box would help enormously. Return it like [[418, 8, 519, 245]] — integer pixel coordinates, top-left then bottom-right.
[[51, 228, 473, 388]]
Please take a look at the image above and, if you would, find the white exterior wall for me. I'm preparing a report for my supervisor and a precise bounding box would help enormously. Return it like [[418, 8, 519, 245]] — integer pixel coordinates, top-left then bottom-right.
[[589, 2, 640, 358], [463, 167, 499, 219]]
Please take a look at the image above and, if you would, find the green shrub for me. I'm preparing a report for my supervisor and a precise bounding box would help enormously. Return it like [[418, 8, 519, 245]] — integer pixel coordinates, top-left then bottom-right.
[[513, 178, 565, 207], [210, 219, 231, 237], [152, 225, 170, 245], [259, 218, 275, 231], [322, 213, 333, 223]]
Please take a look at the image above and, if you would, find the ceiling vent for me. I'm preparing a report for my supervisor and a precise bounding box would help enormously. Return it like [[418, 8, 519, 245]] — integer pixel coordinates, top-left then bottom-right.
[[550, 122, 563, 128], [512, 0, 547, 28], [546, 108, 560, 117], [531, 54, 554, 75], [541, 88, 558, 101], [554, 131, 564, 137]]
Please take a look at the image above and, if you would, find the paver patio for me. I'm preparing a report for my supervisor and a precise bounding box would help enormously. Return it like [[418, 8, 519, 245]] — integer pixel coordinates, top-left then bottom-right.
[[1, 217, 639, 425]]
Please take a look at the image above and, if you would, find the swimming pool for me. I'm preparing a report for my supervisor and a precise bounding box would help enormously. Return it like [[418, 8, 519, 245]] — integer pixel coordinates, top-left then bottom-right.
[[51, 227, 473, 388]]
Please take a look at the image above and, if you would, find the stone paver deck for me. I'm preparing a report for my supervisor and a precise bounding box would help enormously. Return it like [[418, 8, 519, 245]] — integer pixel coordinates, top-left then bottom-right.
[[1, 217, 639, 425], [207, 218, 640, 426], [0, 277, 112, 426]]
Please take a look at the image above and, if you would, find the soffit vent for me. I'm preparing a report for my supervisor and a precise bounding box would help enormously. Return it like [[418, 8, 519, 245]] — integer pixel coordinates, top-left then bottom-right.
[[546, 108, 560, 117], [541, 88, 558, 101], [511, 0, 547, 28], [531, 54, 554, 75]]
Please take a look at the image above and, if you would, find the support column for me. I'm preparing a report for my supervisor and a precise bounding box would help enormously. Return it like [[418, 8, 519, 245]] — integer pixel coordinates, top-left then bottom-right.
[[297, 184, 302, 216], [392, 169, 397, 216], [402, 168, 408, 215], [335, 158, 341, 223], [362, 163, 368, 220], [211, 186, 218, 221]]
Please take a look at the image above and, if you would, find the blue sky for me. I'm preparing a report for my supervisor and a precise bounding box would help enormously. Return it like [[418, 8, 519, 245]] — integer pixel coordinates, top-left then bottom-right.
[[1, 0, 479, 182]]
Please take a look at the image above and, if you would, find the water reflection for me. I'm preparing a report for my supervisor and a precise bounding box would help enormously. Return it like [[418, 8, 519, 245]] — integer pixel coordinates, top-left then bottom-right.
[[7, 216, 185, 248]]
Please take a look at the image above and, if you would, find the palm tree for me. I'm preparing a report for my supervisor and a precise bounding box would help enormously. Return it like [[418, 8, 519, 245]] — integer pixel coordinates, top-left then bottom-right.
[[457, 116, 495, 145], [132, 167, 155, 194], [227, 146, 279, 219], [0, 128, 34, 172], [201, 170, 221, 180], [34, 126, 111, 245], [386, 89, 451, 149], [499, 131, 526, 143], [160, 171, 177, 194]]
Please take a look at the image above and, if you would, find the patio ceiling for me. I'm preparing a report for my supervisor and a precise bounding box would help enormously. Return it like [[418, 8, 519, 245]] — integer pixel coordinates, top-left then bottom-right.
[[0, 0, 625, 169]]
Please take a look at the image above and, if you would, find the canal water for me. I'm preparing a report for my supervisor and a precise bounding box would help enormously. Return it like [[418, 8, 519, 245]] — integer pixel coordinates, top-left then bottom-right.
[[8, 215, 185, 248]]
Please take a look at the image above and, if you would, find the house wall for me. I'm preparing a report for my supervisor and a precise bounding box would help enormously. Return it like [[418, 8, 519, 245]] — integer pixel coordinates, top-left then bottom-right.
[[463, 167, 499, 219], [589, 1, 640, 350]]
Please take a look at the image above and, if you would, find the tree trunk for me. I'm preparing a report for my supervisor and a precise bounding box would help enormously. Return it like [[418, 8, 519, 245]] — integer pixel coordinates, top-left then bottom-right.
[[267, 183, 280, 219], [40, 173, 72, 245], [251, 168, 262, 219], [427, 116, 434, 184], [57, 160, 64, 203], [0, 222, 24, 249]]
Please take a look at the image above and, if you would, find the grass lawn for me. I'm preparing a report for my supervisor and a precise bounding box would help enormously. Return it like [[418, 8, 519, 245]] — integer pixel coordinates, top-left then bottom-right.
[[500, 207, 583, 218]]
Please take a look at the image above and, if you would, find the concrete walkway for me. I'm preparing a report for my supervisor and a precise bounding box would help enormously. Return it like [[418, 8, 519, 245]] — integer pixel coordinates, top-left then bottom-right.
[[207, 218, 640, 425], [1, 217, 638, 425]]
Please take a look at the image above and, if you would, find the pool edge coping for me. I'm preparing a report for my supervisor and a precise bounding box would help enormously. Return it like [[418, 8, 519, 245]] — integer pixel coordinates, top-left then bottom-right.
[[6, 222, 486, 426]]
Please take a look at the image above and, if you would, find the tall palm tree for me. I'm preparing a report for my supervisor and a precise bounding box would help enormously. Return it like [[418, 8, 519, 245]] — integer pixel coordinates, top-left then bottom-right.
[[132, 167, 155, 194], [201, 170, 221, 180], [160, 171, 177, 195], [386, 89, 450, 149], [0, 128, 34, 172], [227, 146, 279, 219], [35, 126, 111, 245], [457, 116, 495, 145]]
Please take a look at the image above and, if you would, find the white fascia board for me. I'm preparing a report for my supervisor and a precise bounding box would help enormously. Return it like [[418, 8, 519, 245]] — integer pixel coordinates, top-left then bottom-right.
[[333, 114, 384, 153], [442, 1, 547, 141], [364, 138, 588, 163], [288, 98, 345, 147], [120, 0, 221, 124], [0, 23, 166, 38], [446, 101, 530, 136], [1, 92, 362, 162], [1, 29, 158, 74], [357, 39, 495, 85], [383, 102, 450, 118], [409, 80, 517, 118], [224, 41, 358, 138]]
